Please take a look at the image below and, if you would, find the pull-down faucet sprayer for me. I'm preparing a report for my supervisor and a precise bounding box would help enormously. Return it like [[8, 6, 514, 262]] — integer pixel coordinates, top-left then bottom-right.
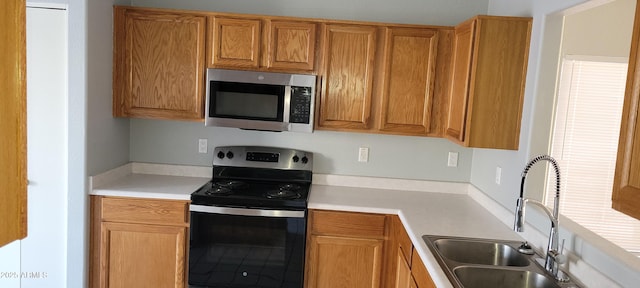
[[514, 154, 569, 282]]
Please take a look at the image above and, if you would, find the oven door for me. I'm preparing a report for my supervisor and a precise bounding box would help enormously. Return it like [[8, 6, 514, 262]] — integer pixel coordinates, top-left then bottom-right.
[[189, 205, 306, 288]]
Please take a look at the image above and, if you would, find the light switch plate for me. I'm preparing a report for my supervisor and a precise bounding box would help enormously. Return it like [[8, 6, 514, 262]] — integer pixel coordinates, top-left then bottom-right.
[[198, 139, 208, 154], [447, 152, 458, 167], [358, 147, 369, 162]]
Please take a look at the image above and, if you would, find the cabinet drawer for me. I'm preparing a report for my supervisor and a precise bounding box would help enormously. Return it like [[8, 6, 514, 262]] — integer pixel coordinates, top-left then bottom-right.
[[100, 197, 189, 226], [309, 210, 386, 238]]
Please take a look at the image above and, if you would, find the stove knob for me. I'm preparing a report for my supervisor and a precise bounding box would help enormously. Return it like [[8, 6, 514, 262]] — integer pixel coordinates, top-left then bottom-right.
[[301, 156, 309, 164], [217, 151, 225, 159], [226, 151, 234, 159], [292, 155, 300, 163]]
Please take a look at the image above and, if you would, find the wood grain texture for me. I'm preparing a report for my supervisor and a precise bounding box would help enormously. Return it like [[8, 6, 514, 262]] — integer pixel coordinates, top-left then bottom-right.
[[394, 248, 413, 288], [210, 16, 261, 68], [379, 27, 438, 135], [317, 24, 377, 130], [101, 197, 189, 226], [267, 20, 316, 71], [90, 197, 103, 288], [306, 235, 383, 288], [429, 29, 454, 137], [101, 222, 187, 288], [445, 16, 531, 150], [612, 1, 640, 220], [445, 18, 475, 144], [466, 16, 531, 150], [91, 196, 189, 288], [0, 0, 27, 248], [410, 248, 436, 288], [113, 7, 205, 120], [309, 209, 386, 238]]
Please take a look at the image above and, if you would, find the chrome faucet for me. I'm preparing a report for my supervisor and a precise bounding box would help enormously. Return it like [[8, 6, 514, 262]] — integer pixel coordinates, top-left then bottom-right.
[[514, 155, 569, 282]]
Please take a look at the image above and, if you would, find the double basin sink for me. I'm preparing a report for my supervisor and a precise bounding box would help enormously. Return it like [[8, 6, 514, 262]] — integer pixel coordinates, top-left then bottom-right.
[[422, 235, 583, 288]]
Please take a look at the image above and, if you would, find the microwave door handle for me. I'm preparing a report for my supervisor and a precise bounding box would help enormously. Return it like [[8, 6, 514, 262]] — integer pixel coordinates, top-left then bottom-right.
[[283, 86, 291, 124], [190, 204, 305, 218]]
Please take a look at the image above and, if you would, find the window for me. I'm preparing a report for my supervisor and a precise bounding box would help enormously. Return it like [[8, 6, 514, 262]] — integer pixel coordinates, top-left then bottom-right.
[[546, 56, 640, 255]]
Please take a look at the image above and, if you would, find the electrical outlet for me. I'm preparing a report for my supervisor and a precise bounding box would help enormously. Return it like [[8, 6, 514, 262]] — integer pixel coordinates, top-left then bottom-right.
[[495, 166, 502, 185], [358, 147, 369, 162], [447, 152, 458, 167], [198, 139, 208, 154]]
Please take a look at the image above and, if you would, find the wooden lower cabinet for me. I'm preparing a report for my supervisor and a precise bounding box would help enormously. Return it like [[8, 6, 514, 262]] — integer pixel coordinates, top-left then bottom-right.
[[305, 210, 437, 288], [387, 216, 436, 288], [394, 247, 417, 288], [305, 210, 386, 288], [306, 235, 384, 288], [90, 196, 190, 288]]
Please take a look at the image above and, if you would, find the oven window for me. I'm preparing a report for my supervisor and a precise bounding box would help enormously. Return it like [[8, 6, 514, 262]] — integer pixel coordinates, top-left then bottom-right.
[[189, 212, 305, 288], [210, 81, 285, 121]]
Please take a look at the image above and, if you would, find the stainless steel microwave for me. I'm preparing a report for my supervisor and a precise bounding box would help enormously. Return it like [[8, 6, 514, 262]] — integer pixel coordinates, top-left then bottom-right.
[[205, 68, 316, 133]]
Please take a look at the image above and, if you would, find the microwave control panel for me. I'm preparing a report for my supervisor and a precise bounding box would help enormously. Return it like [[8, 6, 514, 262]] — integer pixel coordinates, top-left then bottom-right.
[[289, 86, 312, 124]]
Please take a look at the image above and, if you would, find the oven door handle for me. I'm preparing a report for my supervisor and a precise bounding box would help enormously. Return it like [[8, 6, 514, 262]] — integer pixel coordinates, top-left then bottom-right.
[[190, 204, 306, 218]]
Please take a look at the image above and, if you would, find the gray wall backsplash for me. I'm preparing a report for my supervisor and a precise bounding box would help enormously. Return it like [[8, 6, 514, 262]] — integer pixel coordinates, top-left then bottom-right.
[[129, 119, 473, 182]]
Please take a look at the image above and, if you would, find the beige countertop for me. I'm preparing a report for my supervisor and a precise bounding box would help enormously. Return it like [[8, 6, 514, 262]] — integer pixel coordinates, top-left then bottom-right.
[[89, 163, 524, 288]]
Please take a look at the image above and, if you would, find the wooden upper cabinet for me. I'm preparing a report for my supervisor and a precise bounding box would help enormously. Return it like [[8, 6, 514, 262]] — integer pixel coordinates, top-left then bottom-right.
[[208, 17, 317, 71], [113, 7, 206, 120], [613, 2, 640, 221], [379, 27, 438, 135], [267, 20, 317, 70], [445, 16, 532, 150], [317, 24, 377, 130], [445, 20, 474, 143], [209, 17, 261, 68], [0, 0, 27, 248]]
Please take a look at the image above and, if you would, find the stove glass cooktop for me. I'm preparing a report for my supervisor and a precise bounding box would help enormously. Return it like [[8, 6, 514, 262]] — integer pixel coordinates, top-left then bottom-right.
[[191, 179, 310, 210]]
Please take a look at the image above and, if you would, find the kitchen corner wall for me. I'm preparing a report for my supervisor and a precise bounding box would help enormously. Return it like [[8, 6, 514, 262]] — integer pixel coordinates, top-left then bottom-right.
[[130, 119, 473, 182], [126, 0, 491, 183]]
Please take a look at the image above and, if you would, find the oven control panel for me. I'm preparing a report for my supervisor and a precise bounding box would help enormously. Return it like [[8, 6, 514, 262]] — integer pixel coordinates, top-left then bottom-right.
[[213, 146, 313, 171]]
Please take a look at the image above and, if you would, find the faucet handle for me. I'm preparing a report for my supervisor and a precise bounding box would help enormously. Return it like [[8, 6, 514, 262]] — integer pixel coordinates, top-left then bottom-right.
[[517, 241, 535, 255], [549, 249, 567, 264]]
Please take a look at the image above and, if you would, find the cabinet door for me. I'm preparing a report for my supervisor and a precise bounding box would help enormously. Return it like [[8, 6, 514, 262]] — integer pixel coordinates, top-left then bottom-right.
[[613, 2, 640, 220], [0, 0, 27, 247], [394, 248, 412, 288], [267, 21, 316, 71], [306, 235, 383, 288], [445, 19, 475, 143], [100, 222, 187, 288], [411, 248, 436, 288], [113, 8, 206, 120], [209, 17, 261, 68], [379, 27, 438, 135], [317, 24, 377, 130]]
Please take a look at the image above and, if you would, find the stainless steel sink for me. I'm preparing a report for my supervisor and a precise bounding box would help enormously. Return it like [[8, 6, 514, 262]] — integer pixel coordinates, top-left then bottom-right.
[[433, 238, 530, 267], [422, 235, 583, 288], [454, 267, 560, 288]]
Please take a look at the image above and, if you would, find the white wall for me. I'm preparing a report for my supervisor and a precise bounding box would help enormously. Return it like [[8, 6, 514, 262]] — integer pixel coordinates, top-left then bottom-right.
[[563, 0, 635, 57], [132, 0, 488, 26], [475, 0, 640, 287], [22, 6, 68, 287], [0, 4, 69, 288], [130, 120, 472, 182]]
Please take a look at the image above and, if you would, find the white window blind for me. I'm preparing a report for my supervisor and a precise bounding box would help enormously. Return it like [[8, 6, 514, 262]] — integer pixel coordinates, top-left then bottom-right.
[[546, 57, 640, 255]]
